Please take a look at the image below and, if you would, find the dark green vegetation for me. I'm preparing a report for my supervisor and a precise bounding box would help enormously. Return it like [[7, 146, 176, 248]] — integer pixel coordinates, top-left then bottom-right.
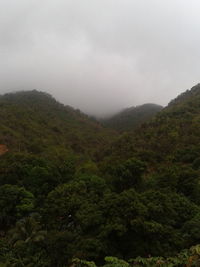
[[0, 90, 116, 156], [73, 245, 200, 266], [1, 85, 200, 266], [101, 104, 162, 132]]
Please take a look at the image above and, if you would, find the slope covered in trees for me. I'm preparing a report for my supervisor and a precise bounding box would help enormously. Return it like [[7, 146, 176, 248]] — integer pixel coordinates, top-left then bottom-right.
[[1, 85, 200, 266], [0, 90, 116, 156], [101, 84, 200, 165], [101, 104, 163, 132]]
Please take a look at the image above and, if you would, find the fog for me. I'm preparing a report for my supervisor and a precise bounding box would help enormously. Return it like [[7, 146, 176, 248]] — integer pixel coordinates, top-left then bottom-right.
[[0, 0, 200, 116]]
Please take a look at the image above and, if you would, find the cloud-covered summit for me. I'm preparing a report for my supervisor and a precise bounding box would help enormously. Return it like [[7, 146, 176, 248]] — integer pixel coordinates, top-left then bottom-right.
[[0, 0, 200, 116]]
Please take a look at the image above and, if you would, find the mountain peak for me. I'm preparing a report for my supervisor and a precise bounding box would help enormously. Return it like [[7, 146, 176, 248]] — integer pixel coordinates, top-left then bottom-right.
[[101, 103, 163, 132], [0, 90, 57, 106], [168, 83, 200, 107], [0, 90, 116, 154]]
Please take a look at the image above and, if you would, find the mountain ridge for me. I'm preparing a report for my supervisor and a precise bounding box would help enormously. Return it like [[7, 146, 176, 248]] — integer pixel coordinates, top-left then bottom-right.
[[0, 90, 117, 156], [101, 103, 163, 132], [99, 83, 200, 166]]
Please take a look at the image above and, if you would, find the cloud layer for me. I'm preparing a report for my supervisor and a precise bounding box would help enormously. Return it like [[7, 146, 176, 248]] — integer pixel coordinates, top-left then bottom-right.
[[1, 0, 200, 116]]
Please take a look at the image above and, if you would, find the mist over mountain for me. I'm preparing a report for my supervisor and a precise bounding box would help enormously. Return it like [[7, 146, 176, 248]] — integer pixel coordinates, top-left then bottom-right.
[[2, 0, 200, 265], [101, 103, 163, 132], [1, 0, 200, 115]]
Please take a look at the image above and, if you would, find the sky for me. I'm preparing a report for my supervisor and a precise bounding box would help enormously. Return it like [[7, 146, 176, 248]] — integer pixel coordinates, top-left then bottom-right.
[[0, 0, 200, 116]]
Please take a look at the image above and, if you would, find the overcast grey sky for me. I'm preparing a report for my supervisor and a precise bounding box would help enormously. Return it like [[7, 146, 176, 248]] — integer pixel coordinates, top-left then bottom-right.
[[0, 0, 200, 116]]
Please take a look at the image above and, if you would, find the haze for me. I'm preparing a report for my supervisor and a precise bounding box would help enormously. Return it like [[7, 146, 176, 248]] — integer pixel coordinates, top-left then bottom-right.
[[0, 0, 200, 116]]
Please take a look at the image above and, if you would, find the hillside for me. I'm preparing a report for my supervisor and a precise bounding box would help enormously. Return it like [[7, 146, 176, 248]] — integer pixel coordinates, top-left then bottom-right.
[[1, 85, 200, 266], [0, 90, 117, 156], [101, 84, 200, 165], [101, 103, 163, 132]]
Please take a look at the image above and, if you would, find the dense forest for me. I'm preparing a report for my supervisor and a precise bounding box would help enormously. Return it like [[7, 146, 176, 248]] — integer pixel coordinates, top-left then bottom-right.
[[1, 84, 200, 266], [101, 103, 163, 132]]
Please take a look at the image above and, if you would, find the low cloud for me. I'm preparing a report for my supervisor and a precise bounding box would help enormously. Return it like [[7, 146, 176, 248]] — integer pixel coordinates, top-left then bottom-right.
[[0, 0, 200, 116]]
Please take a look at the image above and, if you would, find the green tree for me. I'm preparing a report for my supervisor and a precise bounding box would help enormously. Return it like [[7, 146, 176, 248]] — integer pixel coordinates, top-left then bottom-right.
[[9, 215, 47, 247], [110, 158, 146, 192], [0, 185, 35, 230]]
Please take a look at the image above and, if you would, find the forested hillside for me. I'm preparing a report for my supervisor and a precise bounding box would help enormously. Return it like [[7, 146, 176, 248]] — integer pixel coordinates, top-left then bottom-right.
[[0, 90, 117, 156], [101, 83, 200, 165], [1, 85, 200, 266], [101, 104, 162, 132]]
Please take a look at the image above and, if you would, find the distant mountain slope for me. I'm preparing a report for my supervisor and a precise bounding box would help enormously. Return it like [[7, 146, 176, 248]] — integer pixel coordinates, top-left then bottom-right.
[[168, 83, 200, 107], [99, 84, 200, 166], [101, 103, 163, 132], [0, 90, 116, 156]]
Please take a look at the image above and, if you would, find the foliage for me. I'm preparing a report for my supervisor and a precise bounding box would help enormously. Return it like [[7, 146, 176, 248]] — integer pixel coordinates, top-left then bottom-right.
[[72, 245, 200, 266], [101, 104, 162, 132], [0, 184, 35, 230], [1, 86, 200, 266]]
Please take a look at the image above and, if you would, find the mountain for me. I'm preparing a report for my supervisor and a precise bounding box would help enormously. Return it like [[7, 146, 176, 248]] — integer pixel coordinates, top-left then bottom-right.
[[0, 90, 117, 156], [1, 85, 200, 266], [101, 103, 163, 132], [100, 83, 200, 169]]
